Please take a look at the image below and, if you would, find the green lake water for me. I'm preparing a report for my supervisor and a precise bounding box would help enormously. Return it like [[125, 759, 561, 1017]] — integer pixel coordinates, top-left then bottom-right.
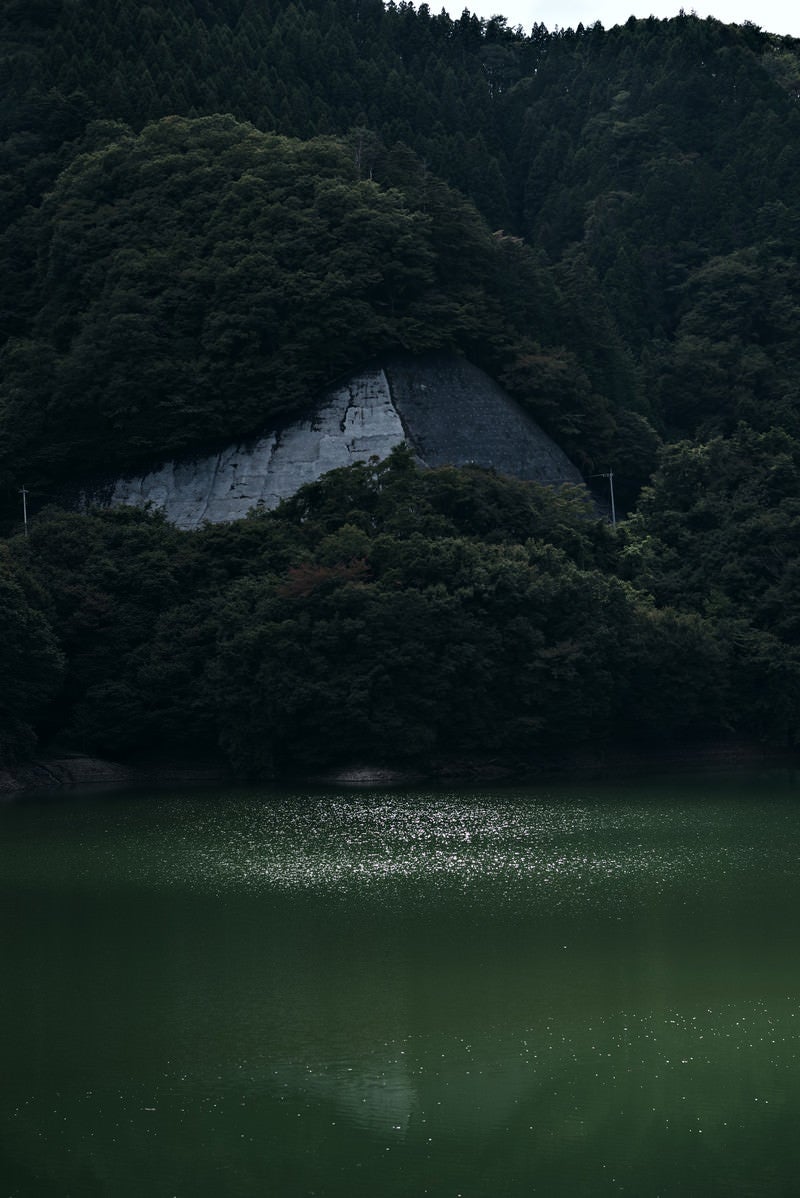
[[2, 773, 800, 1196]]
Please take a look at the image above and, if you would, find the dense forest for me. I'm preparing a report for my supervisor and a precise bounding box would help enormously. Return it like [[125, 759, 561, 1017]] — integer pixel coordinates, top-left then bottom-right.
[[2, 0, 800, 774]]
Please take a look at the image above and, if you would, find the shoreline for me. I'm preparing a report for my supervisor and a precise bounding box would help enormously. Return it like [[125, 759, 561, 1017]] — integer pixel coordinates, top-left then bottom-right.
[[313, 740, 798, 786], [0, 755, 230, 796], [2, 739, 796, 797]]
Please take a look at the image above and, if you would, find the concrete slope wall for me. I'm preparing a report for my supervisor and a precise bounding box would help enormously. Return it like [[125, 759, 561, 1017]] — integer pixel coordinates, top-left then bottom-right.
[[387, 354, 583, 486], [105, 369, 403, 529], [82, 355, 584, 529]]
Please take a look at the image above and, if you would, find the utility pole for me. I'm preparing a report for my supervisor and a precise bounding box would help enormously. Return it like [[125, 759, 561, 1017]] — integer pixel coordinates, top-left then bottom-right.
[[19, 485, 28, 536], [606, 470, 616, 528], [592, 471, 616, 527]]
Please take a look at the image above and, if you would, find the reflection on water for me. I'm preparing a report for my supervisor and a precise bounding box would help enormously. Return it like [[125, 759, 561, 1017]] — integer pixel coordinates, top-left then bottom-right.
[[2, 774, 800, 1195]]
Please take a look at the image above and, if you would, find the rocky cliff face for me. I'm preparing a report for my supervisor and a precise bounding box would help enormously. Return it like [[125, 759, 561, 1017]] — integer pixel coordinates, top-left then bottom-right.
[[81, 354, 584, 529]]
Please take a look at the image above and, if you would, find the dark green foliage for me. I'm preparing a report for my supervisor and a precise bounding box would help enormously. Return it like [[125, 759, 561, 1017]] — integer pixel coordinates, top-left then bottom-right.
[[621, 425, 800, 745], [0, 113, 588, 499], [3, 457, 728, 774], [208, 536, 633, 773], [0, 117, 463, 487], [6, 5, 798, 507], [0, 544, 64, 764], [10, 505, 204, 755], [3, 3, 800, 766], [659, 247, 800, 439]]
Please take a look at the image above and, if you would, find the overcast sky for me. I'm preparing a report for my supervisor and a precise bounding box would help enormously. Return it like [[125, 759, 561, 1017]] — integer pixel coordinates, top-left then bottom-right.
[[441, 0, 800, 37]]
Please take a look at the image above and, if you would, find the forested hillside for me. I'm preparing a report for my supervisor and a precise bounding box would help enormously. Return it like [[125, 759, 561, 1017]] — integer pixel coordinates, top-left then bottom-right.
[[2, 0, 800, 773]]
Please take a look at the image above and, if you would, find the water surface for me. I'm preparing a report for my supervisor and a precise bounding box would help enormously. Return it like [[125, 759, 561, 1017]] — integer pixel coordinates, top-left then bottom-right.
[[2, 773, 800, 1195]]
